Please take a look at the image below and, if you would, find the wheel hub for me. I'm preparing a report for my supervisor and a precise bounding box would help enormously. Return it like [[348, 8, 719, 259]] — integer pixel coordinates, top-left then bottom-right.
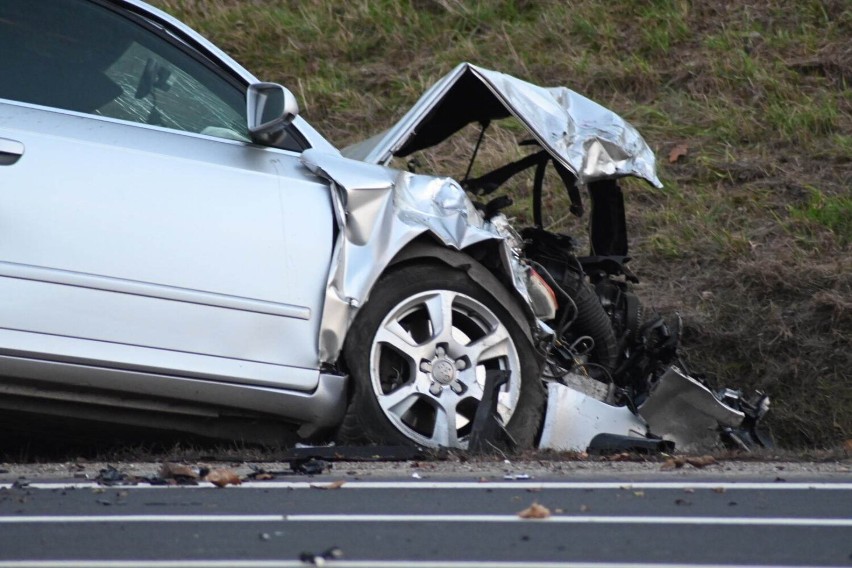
[[431, 358, 456, 385], [420, 346, 468, 396]]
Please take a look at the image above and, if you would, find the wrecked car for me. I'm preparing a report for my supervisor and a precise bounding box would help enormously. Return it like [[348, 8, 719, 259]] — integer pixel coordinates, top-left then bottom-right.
[[341, 63, 770, 453], [0, 0, 766, 454]]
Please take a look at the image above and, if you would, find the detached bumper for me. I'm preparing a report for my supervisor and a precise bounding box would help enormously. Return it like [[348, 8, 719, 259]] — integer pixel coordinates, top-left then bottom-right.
[[538, 366, 769, 453]]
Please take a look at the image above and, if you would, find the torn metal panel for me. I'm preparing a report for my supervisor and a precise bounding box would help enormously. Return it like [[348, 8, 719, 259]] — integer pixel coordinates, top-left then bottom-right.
[[638, 366, 746, 453], [343, 62, 662, 188], [538, 382, 648, 452], [301, 149, 531, 363]]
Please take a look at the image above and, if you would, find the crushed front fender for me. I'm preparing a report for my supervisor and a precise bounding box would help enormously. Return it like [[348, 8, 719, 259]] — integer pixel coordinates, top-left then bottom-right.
[[301, 149, 533, 364]]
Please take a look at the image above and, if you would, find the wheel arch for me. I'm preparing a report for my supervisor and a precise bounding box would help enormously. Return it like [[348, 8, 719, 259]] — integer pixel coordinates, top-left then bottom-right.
[[336, 255, 546, 449], [384, 235, 539, 348]]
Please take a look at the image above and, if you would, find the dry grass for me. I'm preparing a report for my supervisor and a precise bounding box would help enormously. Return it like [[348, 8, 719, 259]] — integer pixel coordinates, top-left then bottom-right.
[[146, 0, 851, 448]]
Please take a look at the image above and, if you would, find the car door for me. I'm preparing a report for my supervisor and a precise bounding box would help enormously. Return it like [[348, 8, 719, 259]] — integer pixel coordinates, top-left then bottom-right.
[[0, 0, 333, 390]]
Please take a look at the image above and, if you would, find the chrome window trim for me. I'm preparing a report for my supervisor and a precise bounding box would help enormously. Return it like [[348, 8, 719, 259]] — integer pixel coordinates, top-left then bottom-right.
[[0, 97, 305, 157]]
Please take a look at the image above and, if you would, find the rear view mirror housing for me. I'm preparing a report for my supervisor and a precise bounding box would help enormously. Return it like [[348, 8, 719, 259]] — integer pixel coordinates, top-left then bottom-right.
[[247, 82, 299, 144]]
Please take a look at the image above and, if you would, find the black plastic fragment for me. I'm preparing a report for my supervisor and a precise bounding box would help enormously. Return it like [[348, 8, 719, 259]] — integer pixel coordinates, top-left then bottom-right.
[[299, 546, 343, 565], [587, 433, 675, 455], [290, 457, 331, 476], [468, 369, 515, 453], [96, 465, 136, 486], [286, 444, 428, 462]]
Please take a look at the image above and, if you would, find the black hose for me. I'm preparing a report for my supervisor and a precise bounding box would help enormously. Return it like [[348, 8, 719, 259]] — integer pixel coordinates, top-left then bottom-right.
[[559, 270, 620, 376]]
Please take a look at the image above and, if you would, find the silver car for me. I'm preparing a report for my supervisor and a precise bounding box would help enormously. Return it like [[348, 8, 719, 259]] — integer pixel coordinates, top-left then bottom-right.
[[2, 0, 768, 452], [0, 0, 553, 450]]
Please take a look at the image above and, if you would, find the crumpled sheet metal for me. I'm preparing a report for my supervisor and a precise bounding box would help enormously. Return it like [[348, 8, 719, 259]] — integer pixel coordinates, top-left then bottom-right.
[[469, 65, 662, 188], [344, 63, 662, 188], [638, 366, 746, 453], [301, 149, 530, 364], [538, 382, 648, 452]]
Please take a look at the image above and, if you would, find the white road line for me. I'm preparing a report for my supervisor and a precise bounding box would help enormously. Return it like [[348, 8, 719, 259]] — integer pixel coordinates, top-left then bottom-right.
[[0, 514, 849, 527], [0, 515, 283, 523], [286, 514, 852, 527], [2, 481, 851, 491], [0, 562, 840, 568]]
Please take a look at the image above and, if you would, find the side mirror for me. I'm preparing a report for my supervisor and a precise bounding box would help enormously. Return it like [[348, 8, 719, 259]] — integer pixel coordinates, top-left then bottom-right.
[[246, 82, 299, 144]]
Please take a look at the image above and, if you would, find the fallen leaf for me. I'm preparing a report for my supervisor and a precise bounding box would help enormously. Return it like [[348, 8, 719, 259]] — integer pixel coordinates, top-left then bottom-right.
[[608, 452, 632, 462], [683, 488, 695, 494], [661, 457, 686, 470], [579, 504, 590, 512], [205, 468, 241, 488], [518, 502, 551, 519], [159, 463, 198, 480], [713, 487, 727, 494], [675, 498, 692, 506], [633, 491, 645, 497], [685, 455, 717, 468], [254, 473, 275, 481], [668, 142, 689, 163], [310, 480, 346, 490]]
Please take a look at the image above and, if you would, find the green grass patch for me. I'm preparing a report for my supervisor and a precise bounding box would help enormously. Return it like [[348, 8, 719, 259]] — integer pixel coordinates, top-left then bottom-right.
[[789, 188, 852, 245]]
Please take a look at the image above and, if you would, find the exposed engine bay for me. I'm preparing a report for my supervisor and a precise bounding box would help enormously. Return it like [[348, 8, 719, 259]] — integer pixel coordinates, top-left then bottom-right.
[[343, 63, 771, 453], [465, 153, 771, 453]]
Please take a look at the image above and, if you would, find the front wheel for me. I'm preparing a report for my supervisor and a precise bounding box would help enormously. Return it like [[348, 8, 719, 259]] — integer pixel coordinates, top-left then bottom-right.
[[338, 262, 544, 449]]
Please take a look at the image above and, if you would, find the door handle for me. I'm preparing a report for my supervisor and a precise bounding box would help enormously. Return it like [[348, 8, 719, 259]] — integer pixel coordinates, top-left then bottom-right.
[[0, 138, 24, 166]]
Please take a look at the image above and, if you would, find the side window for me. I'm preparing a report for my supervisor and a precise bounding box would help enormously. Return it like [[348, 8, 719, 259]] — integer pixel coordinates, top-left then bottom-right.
[[0, 0, 249, 142]]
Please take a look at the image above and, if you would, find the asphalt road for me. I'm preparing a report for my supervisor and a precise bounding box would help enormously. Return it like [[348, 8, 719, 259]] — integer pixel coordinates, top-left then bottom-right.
[[0, 475, 850, 567]]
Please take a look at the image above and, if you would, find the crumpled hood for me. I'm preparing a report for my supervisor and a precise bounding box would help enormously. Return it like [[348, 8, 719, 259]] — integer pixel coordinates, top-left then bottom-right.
[[343, 62, 662, 188]]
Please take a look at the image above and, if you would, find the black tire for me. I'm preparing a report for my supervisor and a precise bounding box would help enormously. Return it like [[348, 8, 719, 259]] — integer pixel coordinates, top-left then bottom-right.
[[338, 262, 544, 450]]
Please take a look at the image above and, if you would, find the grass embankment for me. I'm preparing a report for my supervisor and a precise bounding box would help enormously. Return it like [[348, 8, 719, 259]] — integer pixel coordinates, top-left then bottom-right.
[[154, 0, 850, 448]]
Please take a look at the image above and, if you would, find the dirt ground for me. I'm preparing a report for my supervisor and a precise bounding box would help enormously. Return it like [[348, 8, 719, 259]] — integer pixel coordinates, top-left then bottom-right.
[[3, 451, 850, 483]]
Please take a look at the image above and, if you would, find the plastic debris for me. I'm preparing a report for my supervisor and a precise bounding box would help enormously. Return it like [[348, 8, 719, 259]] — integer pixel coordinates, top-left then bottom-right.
[[291, 458, 331, 475], [299, 547, 343, 566]]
